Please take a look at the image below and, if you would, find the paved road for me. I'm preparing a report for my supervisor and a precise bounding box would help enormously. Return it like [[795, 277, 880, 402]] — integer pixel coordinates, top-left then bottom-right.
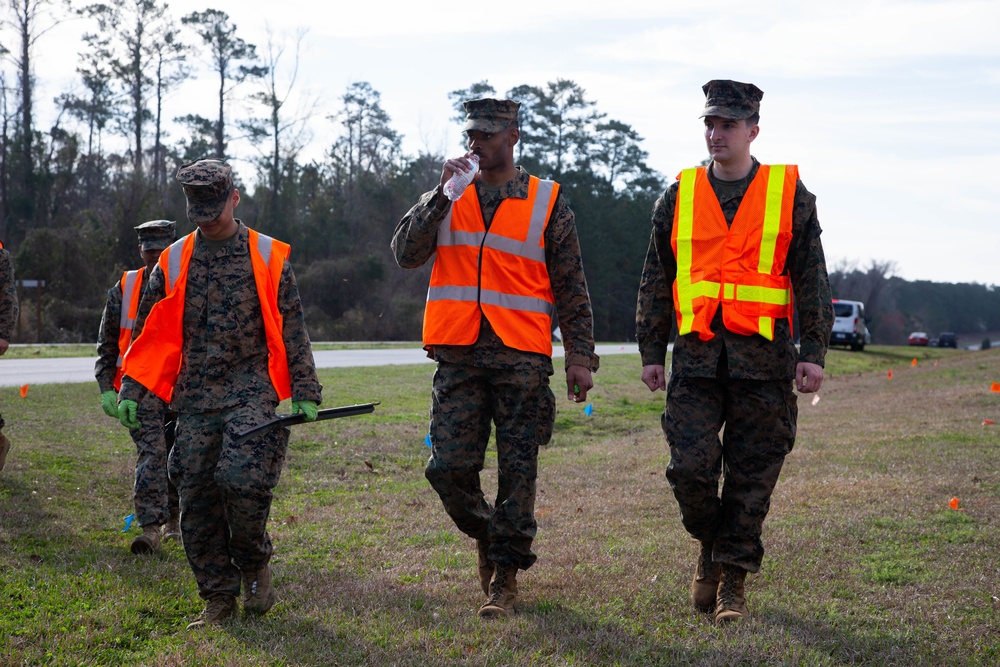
[[0, 344, 640, 388]]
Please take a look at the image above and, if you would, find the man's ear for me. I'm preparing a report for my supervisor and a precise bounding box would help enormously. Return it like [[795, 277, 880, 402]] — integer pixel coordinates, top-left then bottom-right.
[[508, 126, 520, 147], [747, 124, 760, 143]]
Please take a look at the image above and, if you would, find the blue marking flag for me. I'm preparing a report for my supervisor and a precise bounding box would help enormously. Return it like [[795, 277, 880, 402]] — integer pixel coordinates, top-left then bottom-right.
[[122, 513, 135, 533], [424, 433, 432, 447], [584, 403, 593, 416]]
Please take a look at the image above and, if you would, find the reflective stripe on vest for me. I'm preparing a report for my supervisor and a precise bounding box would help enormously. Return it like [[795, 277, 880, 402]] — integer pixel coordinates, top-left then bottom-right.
[[113, 267, 144, 391], [122, 228, 292, 402], [673, 164, 796, 341], [423, 176, 558, 355]]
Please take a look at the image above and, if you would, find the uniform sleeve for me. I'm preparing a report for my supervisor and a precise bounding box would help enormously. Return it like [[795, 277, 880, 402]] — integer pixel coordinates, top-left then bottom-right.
[[95, 283, 123, 393], [635, 189, 678, 366], [391, 185, 451, 269], [787, 182, 834, 366], [545, 194, 599, 372], [279, 260, 323, 404], [0, 250, 18, 342]]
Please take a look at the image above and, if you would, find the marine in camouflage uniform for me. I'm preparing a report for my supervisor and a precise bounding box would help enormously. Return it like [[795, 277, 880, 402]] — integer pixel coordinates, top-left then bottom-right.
[[0, 243, 18, 470], [635, 80, 834, 624], [393, 99, 599, 618], [119, 159, 322, 629], [95, 220, 180, 553]]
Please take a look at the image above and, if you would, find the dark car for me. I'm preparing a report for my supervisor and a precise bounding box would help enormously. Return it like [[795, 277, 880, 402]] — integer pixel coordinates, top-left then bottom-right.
[[938, 332, 958, 348]]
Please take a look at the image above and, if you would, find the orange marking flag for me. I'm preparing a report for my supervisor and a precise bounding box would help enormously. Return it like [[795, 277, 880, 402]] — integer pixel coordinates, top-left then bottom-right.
[[983, 419, 996, 426], [948, 497, 963, 511], [991, 382, 1000, 393], [911, 358, 917, 367], [887, 369, 893, 380], [19, 384, 28, 398]]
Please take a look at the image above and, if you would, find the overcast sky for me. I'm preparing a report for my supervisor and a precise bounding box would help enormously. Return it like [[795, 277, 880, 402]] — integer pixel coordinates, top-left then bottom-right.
[[24, 0, 1000, 285]]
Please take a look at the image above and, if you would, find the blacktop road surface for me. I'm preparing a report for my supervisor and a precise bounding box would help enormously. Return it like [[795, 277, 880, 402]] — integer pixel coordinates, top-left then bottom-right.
[[0, 344, 640, 389]]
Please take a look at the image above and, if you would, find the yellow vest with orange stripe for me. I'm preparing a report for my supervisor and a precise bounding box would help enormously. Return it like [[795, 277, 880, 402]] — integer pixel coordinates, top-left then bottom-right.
[[121, 228, 292, 403], [113, 267, 145, 391], [672, 164, 797, 341], [424, 176, 559, 356]]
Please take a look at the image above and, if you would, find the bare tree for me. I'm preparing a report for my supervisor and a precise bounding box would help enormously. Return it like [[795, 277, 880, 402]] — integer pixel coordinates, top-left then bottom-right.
[[181, 9, 266, 159]]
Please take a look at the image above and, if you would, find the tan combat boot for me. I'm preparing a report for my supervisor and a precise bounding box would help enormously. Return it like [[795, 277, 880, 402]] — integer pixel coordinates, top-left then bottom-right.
[[478, 565, 518, 618], [187, 594, 237, 630], [476, 539, 494, 596], [242, 564, 276, 616], [162, 514, 181, 542], [0, 430, 10, 471], [714, 564, 749, 625], [691, 540, 720, 613], [130, 524, 162, 555]]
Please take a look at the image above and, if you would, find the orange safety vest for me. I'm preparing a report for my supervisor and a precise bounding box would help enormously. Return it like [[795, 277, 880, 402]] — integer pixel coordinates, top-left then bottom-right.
[[424, 176, 559, 356], [121, 228, 292, 403], [113, 267, 145, 391], [672, 164, 797, 342]]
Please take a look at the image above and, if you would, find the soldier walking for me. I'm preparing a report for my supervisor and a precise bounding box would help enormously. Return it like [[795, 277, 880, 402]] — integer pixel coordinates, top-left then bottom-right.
[[636, 80, 834, 624], [95, 220, 180, 554]]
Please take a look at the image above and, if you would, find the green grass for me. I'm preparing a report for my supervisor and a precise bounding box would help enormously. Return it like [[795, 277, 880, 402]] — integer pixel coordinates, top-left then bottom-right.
[[1, 346, 999, 665]]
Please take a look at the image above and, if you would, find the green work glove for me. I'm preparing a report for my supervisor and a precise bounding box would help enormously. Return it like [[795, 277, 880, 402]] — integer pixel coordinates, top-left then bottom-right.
[[118, 399, 142, 430], [100, 390, 119, 418], [292, 400, 319, 422]]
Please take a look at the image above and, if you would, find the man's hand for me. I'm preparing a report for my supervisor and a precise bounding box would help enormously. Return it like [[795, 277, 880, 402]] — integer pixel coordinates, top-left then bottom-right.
[[439, 153, 478, 190], [100, 390, 119, 418], [641, 364, 667, 392], [118, 399, 141, 430], [795, 362, 824, 394], [292, 400, 319, 422], [566, 365, 593, 402]]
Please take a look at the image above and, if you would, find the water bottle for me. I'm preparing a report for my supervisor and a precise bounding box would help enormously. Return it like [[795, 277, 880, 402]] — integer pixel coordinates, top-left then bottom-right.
[[443, 154, 479, 201]]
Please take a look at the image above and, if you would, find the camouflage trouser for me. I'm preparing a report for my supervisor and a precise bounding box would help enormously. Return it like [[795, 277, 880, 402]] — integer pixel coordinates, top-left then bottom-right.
[[425, 363, 555, 571], [662, 375, 797, 573], [167, 402, 288, 600], [130, 397, 178, 527]]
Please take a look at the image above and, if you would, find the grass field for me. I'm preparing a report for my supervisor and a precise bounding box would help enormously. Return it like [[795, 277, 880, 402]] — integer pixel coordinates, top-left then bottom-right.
[[1, 345, 998, 666]]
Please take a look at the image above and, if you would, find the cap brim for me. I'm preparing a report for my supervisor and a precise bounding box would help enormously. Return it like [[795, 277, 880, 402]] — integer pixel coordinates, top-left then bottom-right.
[[464, 118, 511, 134], [140, 241, 170, 251], [185, 198, 228, 224], [700, 105, 753, 120]]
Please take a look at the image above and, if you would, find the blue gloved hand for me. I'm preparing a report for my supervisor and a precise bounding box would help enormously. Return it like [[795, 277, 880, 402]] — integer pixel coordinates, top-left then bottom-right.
[[100, 390, 119, 418], [292, 400, 319, 422], [118, 399, 141, 430]]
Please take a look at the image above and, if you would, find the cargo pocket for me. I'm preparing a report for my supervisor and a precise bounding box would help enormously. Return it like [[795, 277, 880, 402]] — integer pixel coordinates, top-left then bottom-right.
[[534, 378, 556, 446], [262, 426, 290, 489]]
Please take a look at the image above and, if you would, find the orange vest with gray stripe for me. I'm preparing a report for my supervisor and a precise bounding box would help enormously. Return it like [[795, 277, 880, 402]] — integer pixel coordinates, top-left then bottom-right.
[[121, 228, 292, 403], [671, 164, 797, 342], [424, 176, 559, 356], [113, 267, 145, 391]]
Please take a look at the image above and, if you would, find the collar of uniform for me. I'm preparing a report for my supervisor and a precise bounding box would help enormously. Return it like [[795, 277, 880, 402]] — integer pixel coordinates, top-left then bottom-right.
[[194, 220, 249, 256], [477, 166, 531, 201]]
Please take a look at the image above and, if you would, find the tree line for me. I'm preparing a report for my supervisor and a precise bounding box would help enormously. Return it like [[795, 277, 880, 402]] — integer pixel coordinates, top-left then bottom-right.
[[2, 1, 994, 347]]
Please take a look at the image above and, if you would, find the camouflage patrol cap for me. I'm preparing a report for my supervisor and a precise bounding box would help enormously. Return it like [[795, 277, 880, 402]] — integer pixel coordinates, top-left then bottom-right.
[[463, 98, 520, 134], [133, 219, 176, 251], [700, 80, 763, 120], [175, 158, 234, 223]]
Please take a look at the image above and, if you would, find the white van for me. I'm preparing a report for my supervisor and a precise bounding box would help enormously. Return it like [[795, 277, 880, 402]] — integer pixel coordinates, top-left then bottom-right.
[[829, 299, 871, 351]]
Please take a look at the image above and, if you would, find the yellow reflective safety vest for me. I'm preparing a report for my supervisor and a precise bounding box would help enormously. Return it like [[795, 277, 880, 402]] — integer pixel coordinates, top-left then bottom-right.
[[423, 176, 559, 356], [671, 164, 797, 341], [113, 267, 145, 391], [122, 228, 292, 402]]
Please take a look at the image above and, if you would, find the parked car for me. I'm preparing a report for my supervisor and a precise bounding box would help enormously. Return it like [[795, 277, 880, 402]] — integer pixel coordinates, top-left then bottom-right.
[[908, 331, 929, 346], [829, 299, 871, 351], [938, 332, 958, 348]]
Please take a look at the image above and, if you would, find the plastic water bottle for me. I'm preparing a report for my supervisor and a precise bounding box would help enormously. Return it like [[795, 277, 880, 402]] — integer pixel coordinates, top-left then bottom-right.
[[443, 154, 479, 201]]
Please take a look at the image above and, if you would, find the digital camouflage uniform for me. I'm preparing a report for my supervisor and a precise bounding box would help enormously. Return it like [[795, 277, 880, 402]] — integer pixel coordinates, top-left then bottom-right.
[[96, 260, 179, 530], [393, 166, 599, 571], [636, 156, 834, 573], [0, 247, 18, 434], [120, 221, 321, 601]]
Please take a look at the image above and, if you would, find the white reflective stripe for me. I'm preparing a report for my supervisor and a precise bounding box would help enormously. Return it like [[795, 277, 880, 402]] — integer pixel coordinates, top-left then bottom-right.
[[165, 238, 187, 292], [427, 285, 478, 302], [256, 232, 274, 264], [525, 180, 554, 248], [445, 230, 486, 247], [483, 234, 544, 261], [118, 270, 142, 330], [480, 289, 554, 315]]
